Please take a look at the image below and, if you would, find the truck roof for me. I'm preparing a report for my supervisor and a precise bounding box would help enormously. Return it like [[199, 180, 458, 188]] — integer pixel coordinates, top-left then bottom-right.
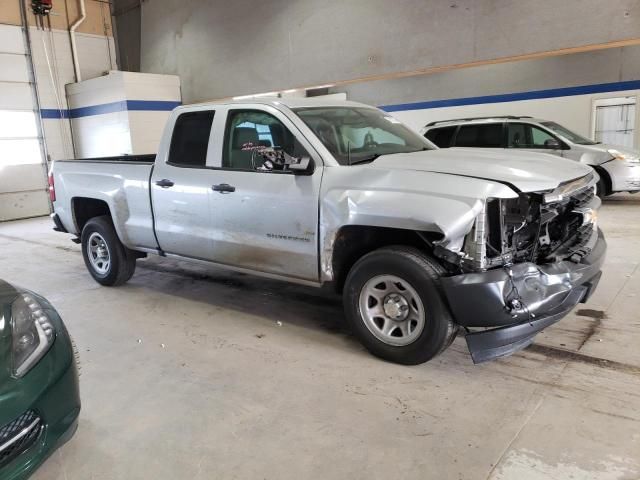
[[177, 97, 375, 111]]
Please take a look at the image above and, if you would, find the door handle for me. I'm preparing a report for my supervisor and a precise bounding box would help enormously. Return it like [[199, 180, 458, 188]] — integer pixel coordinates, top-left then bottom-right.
[[155, 179, 175, 188], [212, 183, 236, 193]]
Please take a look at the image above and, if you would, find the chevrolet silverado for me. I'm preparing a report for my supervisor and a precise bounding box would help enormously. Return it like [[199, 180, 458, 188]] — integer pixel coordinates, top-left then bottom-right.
[[49, 99, 606, 364]]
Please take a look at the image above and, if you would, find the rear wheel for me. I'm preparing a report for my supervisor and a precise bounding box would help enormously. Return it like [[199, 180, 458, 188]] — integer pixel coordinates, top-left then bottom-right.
[[81, 216, 136, 286], [343, 246, 457, 365]]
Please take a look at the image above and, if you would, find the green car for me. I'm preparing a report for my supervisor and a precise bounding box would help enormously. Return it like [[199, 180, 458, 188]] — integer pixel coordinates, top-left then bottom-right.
[[0, 279, 80, 480]]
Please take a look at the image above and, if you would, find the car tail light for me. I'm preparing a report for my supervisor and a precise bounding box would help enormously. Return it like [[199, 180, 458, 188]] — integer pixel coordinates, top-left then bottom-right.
[[48, 172, 56, 202]]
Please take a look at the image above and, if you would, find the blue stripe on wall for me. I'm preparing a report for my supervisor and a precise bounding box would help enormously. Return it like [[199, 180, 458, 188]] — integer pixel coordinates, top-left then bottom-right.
[[40, 109, 70, 119], [40, 100, 181, 119], [39, 79, 640, 119], [69, 100, 129, 118], [379, 79, 640, 112]]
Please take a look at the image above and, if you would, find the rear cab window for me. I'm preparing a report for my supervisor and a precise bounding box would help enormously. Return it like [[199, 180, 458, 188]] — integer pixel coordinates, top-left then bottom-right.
[[425, 126, 456, 148], [168, 110, 215, 167]]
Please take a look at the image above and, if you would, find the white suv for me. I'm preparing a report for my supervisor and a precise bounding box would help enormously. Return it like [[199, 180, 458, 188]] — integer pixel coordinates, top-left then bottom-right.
[[421, 116, 640, 196]]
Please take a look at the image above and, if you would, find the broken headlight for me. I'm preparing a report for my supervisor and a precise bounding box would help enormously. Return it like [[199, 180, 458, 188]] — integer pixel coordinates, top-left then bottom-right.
[[11, 292, 56, 377]]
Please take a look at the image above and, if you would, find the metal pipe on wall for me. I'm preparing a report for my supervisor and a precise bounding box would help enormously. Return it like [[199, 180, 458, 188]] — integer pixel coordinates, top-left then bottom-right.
[[69, 0, 87, 82], [18, 0, 54, 209]]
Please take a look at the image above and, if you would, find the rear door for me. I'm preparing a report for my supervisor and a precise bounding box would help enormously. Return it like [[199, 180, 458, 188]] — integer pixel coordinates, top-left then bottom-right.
[[205, 105, 323, 281], [150, 108, 222, 260]]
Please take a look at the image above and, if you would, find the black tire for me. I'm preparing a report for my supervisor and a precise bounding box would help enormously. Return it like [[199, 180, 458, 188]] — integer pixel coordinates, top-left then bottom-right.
[[81, 216, 136, 286], [596, 177, 608, 198], [595, 168, 611, 198], [343, 246, 457, 365]]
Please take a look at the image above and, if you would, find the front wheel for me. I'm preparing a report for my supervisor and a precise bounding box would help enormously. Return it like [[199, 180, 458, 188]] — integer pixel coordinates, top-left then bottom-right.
[[81, 216, 136, 286], [343, 246, 457, 365]]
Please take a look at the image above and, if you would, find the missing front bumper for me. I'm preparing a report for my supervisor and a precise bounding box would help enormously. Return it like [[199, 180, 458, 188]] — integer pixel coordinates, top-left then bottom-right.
[[440, 229, 606, 363]]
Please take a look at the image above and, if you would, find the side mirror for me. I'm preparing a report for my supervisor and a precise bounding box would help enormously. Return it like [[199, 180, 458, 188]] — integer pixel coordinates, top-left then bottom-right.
[[287, 156, 313, 174], [544, 138, 561, 149], [252, 147, 314, 174]]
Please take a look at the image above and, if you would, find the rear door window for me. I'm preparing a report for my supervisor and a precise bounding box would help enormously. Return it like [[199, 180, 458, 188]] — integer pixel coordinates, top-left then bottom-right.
[[425, 126, 456, 147], [168, 110, 215, 167], [454, 123, 503, 148]]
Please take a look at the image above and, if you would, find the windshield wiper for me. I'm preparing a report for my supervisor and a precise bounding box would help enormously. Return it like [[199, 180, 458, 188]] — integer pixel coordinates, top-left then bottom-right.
[[349, 154, 381, 165]]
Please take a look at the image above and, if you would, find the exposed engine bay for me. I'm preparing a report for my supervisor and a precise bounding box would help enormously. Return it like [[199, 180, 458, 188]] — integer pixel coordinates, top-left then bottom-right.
[[436, 172, 604, 363], [440, 173, 600, 273]]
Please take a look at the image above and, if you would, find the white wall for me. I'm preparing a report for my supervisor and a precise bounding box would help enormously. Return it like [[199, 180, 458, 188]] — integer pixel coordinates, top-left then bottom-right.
[[71, 111, 133, 157], [128, 111, 174, 154], [390, 89, 640, 149], [76, 32, 118, 81], [66, 71, 181, 158], [30, 27, 118, 161], [123, 72, 181, 155]]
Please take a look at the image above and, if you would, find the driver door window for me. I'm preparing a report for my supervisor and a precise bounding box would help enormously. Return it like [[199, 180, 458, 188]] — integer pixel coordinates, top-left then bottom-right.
[[222, 110, 308, 171]]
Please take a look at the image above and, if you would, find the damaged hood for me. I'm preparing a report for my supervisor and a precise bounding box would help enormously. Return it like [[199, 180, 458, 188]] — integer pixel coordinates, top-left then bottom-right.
[[367, 148, 592, 193]]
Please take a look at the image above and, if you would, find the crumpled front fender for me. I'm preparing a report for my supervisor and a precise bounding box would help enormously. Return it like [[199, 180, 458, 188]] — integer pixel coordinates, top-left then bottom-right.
[[318, 166, 518, 281]]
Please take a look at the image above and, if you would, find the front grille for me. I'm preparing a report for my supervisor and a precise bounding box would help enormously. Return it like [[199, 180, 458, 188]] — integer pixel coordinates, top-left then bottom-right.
[[541, 184, 597, 261], [570, 224, 596, 258], [570, 185, 595, 208], [0, 410, 42, 468], [462, 174, 598, 271]]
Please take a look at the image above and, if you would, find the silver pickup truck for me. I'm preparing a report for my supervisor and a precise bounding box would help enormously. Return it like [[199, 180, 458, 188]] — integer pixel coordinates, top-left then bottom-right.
[[50, 98, 606, 365]]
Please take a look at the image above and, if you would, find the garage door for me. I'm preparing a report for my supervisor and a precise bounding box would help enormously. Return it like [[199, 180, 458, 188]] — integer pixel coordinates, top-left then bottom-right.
[[0, 24, 49, 222]]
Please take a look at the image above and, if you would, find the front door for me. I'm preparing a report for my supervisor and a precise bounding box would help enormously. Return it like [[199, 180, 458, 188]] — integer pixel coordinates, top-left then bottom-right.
[[206, 106, 322, 282]]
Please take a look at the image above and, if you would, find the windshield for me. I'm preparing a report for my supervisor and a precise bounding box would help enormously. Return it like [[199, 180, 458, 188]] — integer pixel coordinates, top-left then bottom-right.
[[540, 121, 598, 145], [294, 107, 433, 165]]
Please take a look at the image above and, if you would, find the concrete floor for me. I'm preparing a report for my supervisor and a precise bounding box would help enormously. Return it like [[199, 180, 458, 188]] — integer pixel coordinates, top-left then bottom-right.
[[0, 195, 639, 480]]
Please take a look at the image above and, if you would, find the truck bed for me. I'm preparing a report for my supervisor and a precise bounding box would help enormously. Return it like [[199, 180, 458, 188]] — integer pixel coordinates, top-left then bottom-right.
[[56, 154, 156, 164], [52, 155, 158, 251]]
